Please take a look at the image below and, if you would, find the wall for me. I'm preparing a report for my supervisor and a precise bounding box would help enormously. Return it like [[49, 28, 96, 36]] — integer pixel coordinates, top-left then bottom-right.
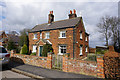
[[62, 54, 97, 77], [29, 28, 74, 58], [10, 50, 52, 69], [74, 18, 89, 59]]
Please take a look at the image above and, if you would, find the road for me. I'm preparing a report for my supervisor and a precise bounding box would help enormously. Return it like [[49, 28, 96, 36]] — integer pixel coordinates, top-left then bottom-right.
[[0, 65, 36, 80]]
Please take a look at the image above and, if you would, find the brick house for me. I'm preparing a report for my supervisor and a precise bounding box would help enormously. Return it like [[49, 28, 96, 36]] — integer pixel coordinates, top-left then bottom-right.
[[0, 31, 20, 48], [29, 9, 89, 59]]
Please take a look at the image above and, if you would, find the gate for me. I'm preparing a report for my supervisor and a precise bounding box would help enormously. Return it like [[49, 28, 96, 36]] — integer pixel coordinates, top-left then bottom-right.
[[52, 54, 63, 70]]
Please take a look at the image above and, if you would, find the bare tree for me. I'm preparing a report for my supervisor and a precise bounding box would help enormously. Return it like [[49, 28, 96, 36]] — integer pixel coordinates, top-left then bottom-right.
[[97, 16, 111, 46]]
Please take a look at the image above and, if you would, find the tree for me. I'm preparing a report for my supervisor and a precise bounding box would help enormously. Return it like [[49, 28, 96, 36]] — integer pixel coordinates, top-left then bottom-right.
[[20, 44, 28, 54], [19, 29, 29, 49], [109, 17, 120, 52], [97, 16, 120, 52], [42, 44, 53, 57], [97, 16, 111, 46], [7, 39, 16, 51]]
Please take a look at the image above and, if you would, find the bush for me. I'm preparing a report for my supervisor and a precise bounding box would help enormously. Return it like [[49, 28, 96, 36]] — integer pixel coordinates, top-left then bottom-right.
[[86, 54, 97, 62], [42, 44, 53, 57], [30, 52, 36, 56], [96, 49, 107, 54], [20, 44, 28, 54]]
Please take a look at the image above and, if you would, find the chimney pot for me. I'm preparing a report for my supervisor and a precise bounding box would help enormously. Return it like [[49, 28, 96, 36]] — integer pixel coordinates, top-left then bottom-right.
[[73, 9, 76, 14], [70, 10, 72, 14]]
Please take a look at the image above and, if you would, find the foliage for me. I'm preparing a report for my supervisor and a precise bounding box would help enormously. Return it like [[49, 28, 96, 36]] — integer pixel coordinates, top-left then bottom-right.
[[86, 54, 97, 62], [96, 48, 107, 54], [42, 44, 53, 57], [7, 39, 16, 51], [20, 44, 28, 54], [30, 52, 36, 56], [19, 29, 29, 49]]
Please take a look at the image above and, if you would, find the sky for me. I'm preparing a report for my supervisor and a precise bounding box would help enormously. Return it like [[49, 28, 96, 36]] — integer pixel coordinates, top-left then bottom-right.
[[0, 0, 119, 48]]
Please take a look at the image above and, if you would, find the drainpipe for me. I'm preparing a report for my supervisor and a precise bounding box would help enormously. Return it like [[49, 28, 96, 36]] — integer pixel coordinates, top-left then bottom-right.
[[73, 27, 76, 59]]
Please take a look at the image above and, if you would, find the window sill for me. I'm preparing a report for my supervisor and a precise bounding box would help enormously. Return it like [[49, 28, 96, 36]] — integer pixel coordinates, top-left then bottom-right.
[[59, 37, 66, 39], [79, 54, 83, 56], [44, 38, 50, 39], [33, 38, 37, 40], [58, 53, 64, 55]]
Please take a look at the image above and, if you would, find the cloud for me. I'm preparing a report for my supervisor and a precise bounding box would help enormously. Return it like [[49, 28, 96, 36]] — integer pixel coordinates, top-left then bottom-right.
[[1, 1, 118, 47]]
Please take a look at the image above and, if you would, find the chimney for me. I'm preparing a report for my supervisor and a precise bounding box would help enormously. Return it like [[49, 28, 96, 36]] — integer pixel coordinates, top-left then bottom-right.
[[48, 11, 54, 23], [68, 9, 77, 19]]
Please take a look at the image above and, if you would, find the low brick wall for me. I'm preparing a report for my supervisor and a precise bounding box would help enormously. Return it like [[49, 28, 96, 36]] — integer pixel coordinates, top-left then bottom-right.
[[10, 50, 52, 69], [62, 54, 97, 77]]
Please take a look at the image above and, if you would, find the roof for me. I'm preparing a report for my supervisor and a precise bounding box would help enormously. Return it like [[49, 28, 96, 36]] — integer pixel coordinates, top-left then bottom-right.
[[30, 17, 81, 32]]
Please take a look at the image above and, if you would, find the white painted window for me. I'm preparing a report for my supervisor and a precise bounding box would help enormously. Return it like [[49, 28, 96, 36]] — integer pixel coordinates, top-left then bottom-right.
[[40, 32, 42, 39], [80, 32, 82, 39], [79, 45, 83, 55], [59, 31, 66, 38], [85, 36, 87, 41], [33, 33, 37, 39], [32, 45, 37, 53], [59, 45, 66, 54], [85, 46, 88, 52], [45, 32, 50, 39]]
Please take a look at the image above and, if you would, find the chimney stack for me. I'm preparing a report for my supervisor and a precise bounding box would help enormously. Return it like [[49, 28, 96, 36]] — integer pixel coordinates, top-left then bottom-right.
[[48, 11, 54, 24], [68, 9, 77, 19]]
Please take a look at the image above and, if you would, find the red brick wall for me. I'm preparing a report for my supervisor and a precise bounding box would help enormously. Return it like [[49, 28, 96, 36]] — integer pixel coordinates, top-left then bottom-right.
[[74, 18, 89, 59], [29, 28, 74, 58], [62, 54, 97, 77], [10, 51, 52, 69]]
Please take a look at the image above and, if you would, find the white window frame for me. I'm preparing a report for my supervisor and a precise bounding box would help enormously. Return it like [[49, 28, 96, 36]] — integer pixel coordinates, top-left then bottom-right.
[[80, 32, 82, 39], [40, 32, 42, 39], [59, 31, 66, 38], [79, 45, 83, 55], [32, 45, 37, 53], [59, 45, 66, 55], [85, 46, 88, 53], [85, 36, 87, 41], [45, 32, 50, 39], [33, 33, 37, 39]]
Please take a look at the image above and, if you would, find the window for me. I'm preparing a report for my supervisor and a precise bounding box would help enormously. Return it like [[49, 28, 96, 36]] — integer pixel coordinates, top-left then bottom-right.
[[59, 31, 66, 38], [85, 46, 88, 52], [80, 32, 82, 39], [40, 32, 42, 39], [85, 36, 87, 41], [32, 45, 37, 53], [45, 32, 50, 39], [59, 45, 66, 54], [33, 33, 37, 39], [79, 45, 83, 55]]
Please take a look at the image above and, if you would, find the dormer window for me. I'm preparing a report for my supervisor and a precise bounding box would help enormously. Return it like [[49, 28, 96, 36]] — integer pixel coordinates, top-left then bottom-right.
[[33, 33, 37, 39], [80, 32, 82, 39], [59, 31, 66, 38]]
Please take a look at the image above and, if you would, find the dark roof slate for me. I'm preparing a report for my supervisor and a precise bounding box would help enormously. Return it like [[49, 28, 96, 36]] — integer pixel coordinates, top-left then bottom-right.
[[31, 17, 81, 32]]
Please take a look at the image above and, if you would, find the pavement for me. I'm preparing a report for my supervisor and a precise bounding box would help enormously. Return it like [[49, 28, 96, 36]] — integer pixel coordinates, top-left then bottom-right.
[[7, 61, 101, 80]]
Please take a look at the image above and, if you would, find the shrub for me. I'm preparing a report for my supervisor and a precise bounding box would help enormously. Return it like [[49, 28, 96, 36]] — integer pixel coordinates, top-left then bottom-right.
[[20, 44, 28, 54], [96, 49, 107, 54], [42, 44, 53, 57], [30, 52, 36, 56], [86, 54, 97, 62]]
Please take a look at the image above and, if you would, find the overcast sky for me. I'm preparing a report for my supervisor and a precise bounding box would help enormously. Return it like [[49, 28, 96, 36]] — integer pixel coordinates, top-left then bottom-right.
[[0, 0, 119, 48]]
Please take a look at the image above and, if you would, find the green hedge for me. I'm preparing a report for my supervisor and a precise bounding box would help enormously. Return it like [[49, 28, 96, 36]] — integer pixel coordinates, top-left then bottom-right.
[[42, 44, 53, 57], [30, 52, 36, 56], [20, 44, 28, 54]]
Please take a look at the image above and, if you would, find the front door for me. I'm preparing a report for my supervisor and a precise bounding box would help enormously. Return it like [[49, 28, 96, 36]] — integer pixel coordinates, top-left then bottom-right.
[[39, 46, 43, 56]]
